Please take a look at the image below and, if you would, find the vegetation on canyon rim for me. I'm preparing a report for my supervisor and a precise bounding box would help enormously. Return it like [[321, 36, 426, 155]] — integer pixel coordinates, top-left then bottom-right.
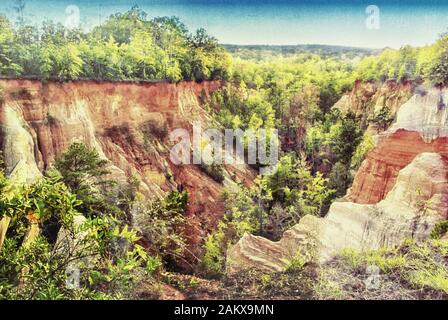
[[0, 6, 448, 299]]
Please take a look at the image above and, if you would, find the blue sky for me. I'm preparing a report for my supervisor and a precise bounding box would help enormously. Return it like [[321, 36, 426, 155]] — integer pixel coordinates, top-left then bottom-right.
[[1, 0, 448, 48]]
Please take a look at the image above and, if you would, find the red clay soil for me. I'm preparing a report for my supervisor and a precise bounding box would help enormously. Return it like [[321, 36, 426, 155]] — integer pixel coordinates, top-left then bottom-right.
[[0, 79, 256, 268]]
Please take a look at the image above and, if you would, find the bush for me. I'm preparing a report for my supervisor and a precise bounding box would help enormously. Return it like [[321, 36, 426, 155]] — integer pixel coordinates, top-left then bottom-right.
[[141, 120, 168, 140], [351, 132, 375, 169], [54, 142, 120, 218], [0, 173, 155, 299], [201, 188, 259, 276], [133, 191, 188, 266], [430, 220, 448, 239], [199, 163, 225, 183], [202, 221, 227, 276]]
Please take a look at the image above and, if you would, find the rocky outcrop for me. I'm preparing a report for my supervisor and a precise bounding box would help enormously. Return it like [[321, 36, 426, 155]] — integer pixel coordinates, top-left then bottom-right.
[[346, 87, 448, 204], [0, 79, 254, 265], [227, 84, 448, 274], [227, 153, 448, 273], [333, 80, 414, 130], [346, 130, 448, 204]]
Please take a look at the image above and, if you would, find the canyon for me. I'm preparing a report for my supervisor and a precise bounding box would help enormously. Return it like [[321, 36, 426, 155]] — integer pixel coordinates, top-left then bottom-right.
[[228, 85, 448, 273], [0, 79, 254, 265], [1, 78, 447, 274]]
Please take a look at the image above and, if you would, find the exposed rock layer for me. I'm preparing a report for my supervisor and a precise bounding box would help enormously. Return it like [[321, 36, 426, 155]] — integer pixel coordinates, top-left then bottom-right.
[[228, 85, 448, 274], [347, 87, 448, 204], [0, 79, 254, 265], [227, 153, 448, 273], [333, 80, 414, 131]]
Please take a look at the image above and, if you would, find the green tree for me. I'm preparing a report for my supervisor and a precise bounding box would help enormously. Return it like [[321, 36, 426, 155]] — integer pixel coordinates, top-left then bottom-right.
[[330, 112, 363, 166], [429, 34, 448, 85], [54, 143, 116, 217], [0, 171, 155, 299], [370, 106, 394, 132]]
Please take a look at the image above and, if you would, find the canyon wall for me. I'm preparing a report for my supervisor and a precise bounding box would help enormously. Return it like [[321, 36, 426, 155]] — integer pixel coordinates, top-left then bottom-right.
[[347, 87, 448, 204], [0, 79, 254, 265], [228, 84, 448, 273], [333, 79, 414, 131]]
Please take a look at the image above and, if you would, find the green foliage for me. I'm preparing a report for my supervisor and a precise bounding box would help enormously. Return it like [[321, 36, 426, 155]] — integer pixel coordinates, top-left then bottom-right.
[[0, 172, 155, 299], [202, 221, 227, 275], [339, 239, 448, 295], [328, 162, 352, 199], [329, 111, 363, 166], [369, 106, 394, 132], [428, 34, 448, 85], [264, 154, 334, 228], [201, 187, 260, 276], [354, 34, 448, 85], [340, 247, 407, 273], [284, 251, 309, 272], [355, 47, 418, 81], [54, 143, 118, 217], [430, 220, 448, 240], [199, 163, 225, 183], [133, 191, 188, 265], [54, 143, 110, 194], [305, 109, 363, 179], [0, 9, 231, 82]]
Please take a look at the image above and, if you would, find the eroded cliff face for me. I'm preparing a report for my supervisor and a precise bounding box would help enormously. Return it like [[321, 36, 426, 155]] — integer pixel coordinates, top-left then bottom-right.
[[227, 152, 448, 273], [0, 79, 254, 264], [347, 87, 448, 204], [227, 84, 448, 274], [346, 130, 448, 204], [333, 80, 414, 131]]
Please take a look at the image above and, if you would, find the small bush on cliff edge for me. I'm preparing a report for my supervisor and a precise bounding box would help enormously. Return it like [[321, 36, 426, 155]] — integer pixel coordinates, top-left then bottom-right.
[[54, 143, 121, 218], [133, 191, 188, 268], [199, 163, 225, 183]]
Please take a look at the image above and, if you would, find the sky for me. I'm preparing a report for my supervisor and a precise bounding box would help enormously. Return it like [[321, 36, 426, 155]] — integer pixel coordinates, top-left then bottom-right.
[[1, 0, 448, 48]]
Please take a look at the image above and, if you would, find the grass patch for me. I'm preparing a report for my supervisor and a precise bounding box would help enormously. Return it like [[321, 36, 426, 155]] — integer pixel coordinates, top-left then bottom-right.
[[337, 240, 448, 298], [430, 220, 448, 240]]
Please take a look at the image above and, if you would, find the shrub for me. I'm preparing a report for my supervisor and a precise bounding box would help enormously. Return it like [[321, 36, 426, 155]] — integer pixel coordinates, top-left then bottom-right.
[[430, 220, 448, 239], [351, 132, 375, 170], [338, 240, 448, 296], [284, 251, 309, 272], [0, 174, 155, 299], [54, 142, 118, 218], [201, 188, 259, 276], [202, 221, 227, 276], [199, 163, 225, 183], [133, 191, 188, 266]]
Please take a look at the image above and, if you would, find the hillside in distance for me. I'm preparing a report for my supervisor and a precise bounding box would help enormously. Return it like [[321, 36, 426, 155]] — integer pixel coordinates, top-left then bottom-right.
[[223, 44, 378, 61]]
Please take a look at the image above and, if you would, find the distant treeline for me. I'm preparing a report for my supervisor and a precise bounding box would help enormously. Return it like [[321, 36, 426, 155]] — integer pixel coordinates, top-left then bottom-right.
[[355, 36, 448, 85], [225, 37, 448, 86], [223, 44, 376, 61], [0, 6, 231, 82]]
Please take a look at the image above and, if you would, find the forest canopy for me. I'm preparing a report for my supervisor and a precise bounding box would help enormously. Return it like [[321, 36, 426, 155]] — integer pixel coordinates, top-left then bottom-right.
[[0, 6, 231, 82]]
